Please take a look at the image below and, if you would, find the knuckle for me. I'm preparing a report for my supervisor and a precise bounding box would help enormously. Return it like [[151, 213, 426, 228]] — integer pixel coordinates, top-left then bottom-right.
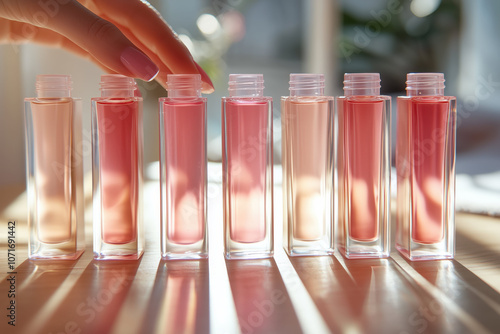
[[87, 17, 117, 41]]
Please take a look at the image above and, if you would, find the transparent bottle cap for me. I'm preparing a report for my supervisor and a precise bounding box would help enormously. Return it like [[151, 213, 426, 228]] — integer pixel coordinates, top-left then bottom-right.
[[289, 73, 324, 96], [343, 73, 381, 96], [406, 73, 445, 96], [167, 74, 202, 97], [228, 74, 264, 97], [100, 74, 136, 89], [36, 75, 72, 98]]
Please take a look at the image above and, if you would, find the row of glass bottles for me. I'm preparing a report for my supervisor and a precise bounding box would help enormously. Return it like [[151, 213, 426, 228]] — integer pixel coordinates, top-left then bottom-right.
[[24, 72, 455, 261]]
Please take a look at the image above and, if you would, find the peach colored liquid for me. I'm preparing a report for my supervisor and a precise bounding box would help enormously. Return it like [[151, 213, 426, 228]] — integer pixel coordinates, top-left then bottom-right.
[[408, 97, 449, 244], [343, 97, 384, 241], [283, 99, 330, 241], [31, 99, 73, 243], [224, 100, 268, 243], [162, 100, 206, 244], [96, 100, 139, 244]]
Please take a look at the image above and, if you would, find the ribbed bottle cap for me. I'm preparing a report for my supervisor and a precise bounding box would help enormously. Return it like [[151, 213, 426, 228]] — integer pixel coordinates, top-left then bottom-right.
[[406, 73, 445, 96], [228, 74, 264, 97], [343, 73, 380, 96], [167, 74, 202, 97], [289, 73, 324, 96]]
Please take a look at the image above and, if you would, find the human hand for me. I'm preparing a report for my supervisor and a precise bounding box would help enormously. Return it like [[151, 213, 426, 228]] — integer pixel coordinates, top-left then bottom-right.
[[0, 0, 214, 93]]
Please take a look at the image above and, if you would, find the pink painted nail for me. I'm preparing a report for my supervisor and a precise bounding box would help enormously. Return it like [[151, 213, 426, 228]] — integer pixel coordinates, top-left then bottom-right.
[[120, 47, 159, 82]]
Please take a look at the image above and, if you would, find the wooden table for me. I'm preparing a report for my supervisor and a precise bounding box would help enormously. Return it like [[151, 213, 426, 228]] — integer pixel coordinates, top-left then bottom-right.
[[1, 177, 500, 334]]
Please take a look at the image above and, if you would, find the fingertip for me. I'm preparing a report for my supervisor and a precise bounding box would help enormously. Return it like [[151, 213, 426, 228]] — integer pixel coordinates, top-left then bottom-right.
[[201, 83, 215, 94], [194, 62, 215, 94]]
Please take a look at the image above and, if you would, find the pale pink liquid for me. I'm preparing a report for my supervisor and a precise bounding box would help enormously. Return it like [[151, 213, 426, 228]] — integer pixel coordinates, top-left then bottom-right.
[[162, 100, 206, 244], [31, 99, 73, 243], [224, 99, 268, 243], [342, 97, 384, 241], [408, 97, 449, 244], [96, 99, 139, 244], [283, 98, 330, 241]]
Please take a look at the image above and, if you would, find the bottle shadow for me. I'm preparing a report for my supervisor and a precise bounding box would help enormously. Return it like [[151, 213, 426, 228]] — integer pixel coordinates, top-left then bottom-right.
[[225, 258, 302, 334], [289, 255, 472, 333], [141, 259, 210, 334], [406, 258, 500, 333], [2, 257, 81, 333], [34, 258, 142, 333]]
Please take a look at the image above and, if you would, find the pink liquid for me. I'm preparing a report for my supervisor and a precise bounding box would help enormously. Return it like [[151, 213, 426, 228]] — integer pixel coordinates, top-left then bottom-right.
[[31, 99, 73, 243], [342, 97, 384, 241], [96, 99, 139, 244], [283, 98, 330, 241], [162, 100, 206, 244], [408, 97, 449, 244], [224, 99, 269, 243]]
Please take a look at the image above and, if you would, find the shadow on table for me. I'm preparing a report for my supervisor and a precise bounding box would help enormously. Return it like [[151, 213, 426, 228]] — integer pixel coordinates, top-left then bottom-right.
[[141, 259, 210, 334], [35, 258, 141, 333], [407, 259, 500, 333], [0, 257, 80, 333], [289, 256, 470, 334], [226, 258, 302, 334]]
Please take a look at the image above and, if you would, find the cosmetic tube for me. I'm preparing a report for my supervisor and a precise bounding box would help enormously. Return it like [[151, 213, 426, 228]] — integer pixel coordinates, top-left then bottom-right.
[[92, 74, 144, 260], [337, 73, 391, 259], [222, 74, 273, 259], [160, 74, 208, 259], [25, 75, 84, 259], [396, 73, 456, 261], [281, 74, 334, 256]]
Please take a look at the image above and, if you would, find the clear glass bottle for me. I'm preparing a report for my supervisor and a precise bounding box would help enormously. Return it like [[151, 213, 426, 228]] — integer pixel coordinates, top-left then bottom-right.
[[92, 74, 144, 260], [281, 74, 334, 256], [337, 73, 391, 259], [24, 75, 84, 259], [160, 74, 208, 259], [396, 73, 456, 261], [222, 74, 273, 259]]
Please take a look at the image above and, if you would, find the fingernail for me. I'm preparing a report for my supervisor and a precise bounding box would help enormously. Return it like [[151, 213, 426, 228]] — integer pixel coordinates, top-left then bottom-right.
[[120, 47, 159, 82], [194, 62, 215, 93]]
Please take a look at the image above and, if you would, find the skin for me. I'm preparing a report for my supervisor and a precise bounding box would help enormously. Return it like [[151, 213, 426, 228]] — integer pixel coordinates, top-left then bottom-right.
[[0, 0, 214, 93]]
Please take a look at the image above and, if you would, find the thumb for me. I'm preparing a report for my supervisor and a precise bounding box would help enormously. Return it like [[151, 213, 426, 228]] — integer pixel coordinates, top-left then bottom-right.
[[0, 0, 159, 81]]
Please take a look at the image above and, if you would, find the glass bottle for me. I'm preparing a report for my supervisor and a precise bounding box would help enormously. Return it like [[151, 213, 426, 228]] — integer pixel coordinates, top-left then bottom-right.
[[92, 74, 144, 260], [282, 73, 334, 256], [337, 73, 391, 259], [24, 75, 84, 259], [160, 74, 208, 259], [396, 73, 456, 261], [222, 74, 273, 259]]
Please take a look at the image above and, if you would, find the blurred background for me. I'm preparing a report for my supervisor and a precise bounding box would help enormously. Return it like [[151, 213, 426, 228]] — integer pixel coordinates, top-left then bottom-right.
[[0, 0, 499, 214]]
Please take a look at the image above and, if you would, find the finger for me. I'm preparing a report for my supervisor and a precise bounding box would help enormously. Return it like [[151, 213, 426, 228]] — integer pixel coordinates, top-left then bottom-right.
[[0, 18, 117, 74], [0, 0, 159, 81], [87, 0, 214, 93]]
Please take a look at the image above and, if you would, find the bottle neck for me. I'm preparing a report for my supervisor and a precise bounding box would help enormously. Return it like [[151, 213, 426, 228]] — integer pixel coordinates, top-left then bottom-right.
[[343, 73, 381, 96], [167, 74, 202, 98], [406, 73, 445, 96], [289, 73, 324, 96], [36, 75, 72, 98], [99, 74, 136, 97], [228, 74, 264, 97]]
